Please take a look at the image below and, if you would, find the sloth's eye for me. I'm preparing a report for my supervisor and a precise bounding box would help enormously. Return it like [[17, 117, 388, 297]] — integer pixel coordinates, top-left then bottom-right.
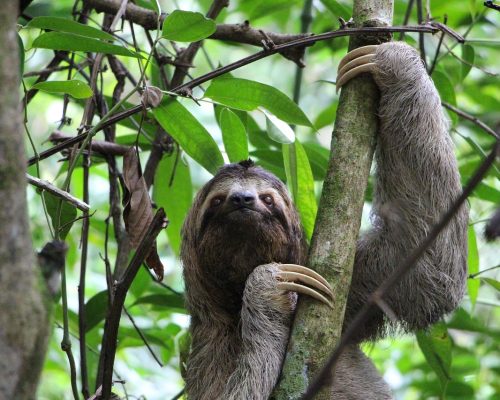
[[210, 196, 224, 207], [261, 195, 274, 206]]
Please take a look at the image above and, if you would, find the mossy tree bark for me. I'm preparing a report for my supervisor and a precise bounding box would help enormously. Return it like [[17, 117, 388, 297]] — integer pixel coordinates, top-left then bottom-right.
[[272, 1, 394, 399], [0, 1, 52, 398]]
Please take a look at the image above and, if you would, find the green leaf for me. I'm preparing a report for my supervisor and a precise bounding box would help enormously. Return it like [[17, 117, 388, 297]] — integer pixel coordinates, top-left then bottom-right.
[[132, 293, 187, 313], [152, 98, 224, 174], [205, 77, 312, 127], [43, 192, 77, 240], [460, 44, 474, 81], [433, 70, 457, 125], [263, 108, 295, 144], [283, 141, 317, 240], [320, 0, 351, 20], [32, 32, 140, 58], [473, 182, 500, 203], [464, 39, 500, 48], [162, 10, 216, 42], [32, 80, 93, 99], [467, 225, 479, 307], [482, 277, 500, 291], [153, 150, 193, 255], [458, 134, 500, 179], [447, 307, 493, 335], [416, 322, 452, 393], [313, 101, 338, 131], [18, 34, 24, 76], [129, 266, 151, 298], [219, 108, 249, 163], [27, 16, 115, 41], [84, 291, 108, 332], [135, 0, 161, 13], [302, 142, 329, 181], [249, 149, 286, 181]]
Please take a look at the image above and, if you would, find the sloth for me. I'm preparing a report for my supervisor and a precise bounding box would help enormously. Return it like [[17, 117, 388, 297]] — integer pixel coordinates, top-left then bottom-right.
[[180, 42, 468, 399]]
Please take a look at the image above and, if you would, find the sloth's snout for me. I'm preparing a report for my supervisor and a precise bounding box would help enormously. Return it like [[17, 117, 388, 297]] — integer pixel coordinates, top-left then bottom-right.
[[229, 191, 256, 206]]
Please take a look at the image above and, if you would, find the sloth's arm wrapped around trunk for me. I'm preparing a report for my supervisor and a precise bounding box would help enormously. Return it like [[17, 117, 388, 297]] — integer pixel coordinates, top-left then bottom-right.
[[342, 42, 469, 340], [221, 264, 296, 400]]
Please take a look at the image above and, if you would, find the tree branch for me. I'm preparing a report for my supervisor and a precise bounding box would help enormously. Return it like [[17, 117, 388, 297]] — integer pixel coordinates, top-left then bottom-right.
[[98, 209, 167, 400], [442, 102, 499, 139], [169, 0, 228, 88], [26, 174, 90, 212], [26, 24, 462, 167], [273, 1, 393, 398]]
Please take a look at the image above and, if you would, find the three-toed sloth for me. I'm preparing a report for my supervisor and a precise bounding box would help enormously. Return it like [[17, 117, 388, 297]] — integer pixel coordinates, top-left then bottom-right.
[[180, 42, 469, 399]]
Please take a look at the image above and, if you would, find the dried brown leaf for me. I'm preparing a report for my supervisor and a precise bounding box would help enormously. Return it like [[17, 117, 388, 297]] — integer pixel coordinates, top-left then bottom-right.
[[122, 148, 164, 280]]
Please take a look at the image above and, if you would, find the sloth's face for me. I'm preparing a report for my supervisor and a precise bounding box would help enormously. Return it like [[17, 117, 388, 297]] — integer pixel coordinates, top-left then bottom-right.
[[197, 175, 290, 238], [182, 162, 305, 291], [191, 162, 296, 242]]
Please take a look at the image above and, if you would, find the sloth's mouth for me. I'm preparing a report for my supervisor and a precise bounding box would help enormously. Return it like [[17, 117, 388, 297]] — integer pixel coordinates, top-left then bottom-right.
[[228, 205, 259, 214]]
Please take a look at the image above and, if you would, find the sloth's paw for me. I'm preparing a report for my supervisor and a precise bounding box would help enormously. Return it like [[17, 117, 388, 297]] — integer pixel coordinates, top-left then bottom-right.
[[244, 263, 333, 317], [336, 41, 425, 92]]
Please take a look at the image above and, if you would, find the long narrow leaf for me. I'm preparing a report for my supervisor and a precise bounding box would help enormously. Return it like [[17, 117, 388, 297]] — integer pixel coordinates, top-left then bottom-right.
[[152, 99, 224, 174], [205, 77, 312, 127], [32, 32, 140, 58], [467, 225, 479, 307], [27, 16, 115, 41], [283, 140, 317, 240], [219, 108, 249, 163], [153, 149, 193, 255]]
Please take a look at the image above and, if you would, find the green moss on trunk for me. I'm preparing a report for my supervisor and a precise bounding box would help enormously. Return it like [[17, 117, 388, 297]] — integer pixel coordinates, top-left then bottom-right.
[[272, 1, 394, 399], [0, 1, 52, 398]]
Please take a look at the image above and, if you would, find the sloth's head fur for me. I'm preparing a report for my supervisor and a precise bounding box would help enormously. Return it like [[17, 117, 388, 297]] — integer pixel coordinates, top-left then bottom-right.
[[181, 160, 306, 318]]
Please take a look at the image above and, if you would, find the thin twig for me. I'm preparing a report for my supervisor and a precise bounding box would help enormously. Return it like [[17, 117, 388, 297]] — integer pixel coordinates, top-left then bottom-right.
[[416, 0, 427, 68], [172, 24, 461, 94], [442, 102, 499, 139], [301, 141, 500, 400], [469, 264, 500, 279], [26, 174, 90, 211], [26, 24, 463, 168], [49, 131, 131, 156], [293, 0, 313, 104], [484, 1, 500, 11], [123, 307, 164, 367], [60, 256, 81, 400], [79, 154, 91, 399], [398, 0, 414, 40], [171, 388, 185, 400], [22, 60, 90, 77], [442, 42, 498, 77], [98, 209, 167, 400], [429, 15, 447, 75]]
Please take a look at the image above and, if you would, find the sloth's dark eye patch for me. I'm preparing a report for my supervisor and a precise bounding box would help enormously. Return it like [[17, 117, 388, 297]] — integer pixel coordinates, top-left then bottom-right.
[[261, 194, 274, 206], [210, 196, 225, 207]]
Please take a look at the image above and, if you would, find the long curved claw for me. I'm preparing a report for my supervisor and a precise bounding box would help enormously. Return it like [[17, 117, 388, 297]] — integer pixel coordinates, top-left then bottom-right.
[[276, 264, 334, 308], [336, 45, 379, 93]]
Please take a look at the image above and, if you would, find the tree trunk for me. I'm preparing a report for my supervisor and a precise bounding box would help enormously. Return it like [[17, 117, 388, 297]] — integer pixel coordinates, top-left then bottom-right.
[[0, 1, 52, 398], [272, 1, 393, 399]]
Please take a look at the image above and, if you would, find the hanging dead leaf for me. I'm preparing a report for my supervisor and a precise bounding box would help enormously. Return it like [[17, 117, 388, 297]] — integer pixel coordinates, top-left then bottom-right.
[[145, 242, 164, 281], [122, 148, 164, 280], [141, 85, 164, 108]]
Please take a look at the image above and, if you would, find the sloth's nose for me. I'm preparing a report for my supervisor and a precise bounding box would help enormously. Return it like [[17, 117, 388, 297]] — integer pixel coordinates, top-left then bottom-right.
[[230, 191, 256, 205]]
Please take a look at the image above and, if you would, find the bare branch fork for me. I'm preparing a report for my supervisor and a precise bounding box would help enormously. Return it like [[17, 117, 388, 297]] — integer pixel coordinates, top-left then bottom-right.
[[301, 140, 500, 400], [97, 209, 168, 400]]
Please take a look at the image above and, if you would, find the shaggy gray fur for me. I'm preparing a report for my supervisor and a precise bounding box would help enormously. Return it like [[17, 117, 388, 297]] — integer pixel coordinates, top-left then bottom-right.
[[180, 42, 468, 399]]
